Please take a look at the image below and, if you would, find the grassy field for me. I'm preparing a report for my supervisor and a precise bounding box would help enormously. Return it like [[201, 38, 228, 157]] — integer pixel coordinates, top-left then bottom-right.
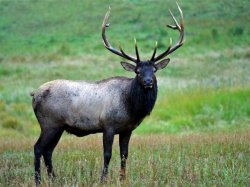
[[0, 0, 250, 186], [1, 132, 249, 186]]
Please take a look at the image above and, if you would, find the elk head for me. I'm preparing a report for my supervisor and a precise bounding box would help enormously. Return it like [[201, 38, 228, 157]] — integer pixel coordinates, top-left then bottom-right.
[[102, 3, 185, 89]]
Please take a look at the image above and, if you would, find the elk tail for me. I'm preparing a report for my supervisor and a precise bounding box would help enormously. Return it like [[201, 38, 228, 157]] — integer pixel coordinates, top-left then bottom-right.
[[30, 91, 35, 97]]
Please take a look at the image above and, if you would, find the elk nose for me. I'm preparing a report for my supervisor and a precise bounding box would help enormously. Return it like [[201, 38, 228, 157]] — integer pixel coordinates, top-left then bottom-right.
[[143, 78, 153, 87]]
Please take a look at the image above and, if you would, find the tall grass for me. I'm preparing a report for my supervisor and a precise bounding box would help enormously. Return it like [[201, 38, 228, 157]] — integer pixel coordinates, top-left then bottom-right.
[[137, 87, 250, 134], [0, 132, 249, 186]]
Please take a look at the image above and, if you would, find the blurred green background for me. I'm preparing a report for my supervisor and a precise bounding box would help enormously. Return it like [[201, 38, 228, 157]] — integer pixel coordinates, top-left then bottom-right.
[[0, 0, 249, 137]]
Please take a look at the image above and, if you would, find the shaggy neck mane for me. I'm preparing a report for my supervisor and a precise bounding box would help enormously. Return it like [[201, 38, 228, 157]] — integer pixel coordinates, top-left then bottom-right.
[[127, 77, 158, 120]]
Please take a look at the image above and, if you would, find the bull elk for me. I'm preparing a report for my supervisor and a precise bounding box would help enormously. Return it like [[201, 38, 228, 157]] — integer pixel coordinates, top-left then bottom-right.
[[31, 3, 184, 185]]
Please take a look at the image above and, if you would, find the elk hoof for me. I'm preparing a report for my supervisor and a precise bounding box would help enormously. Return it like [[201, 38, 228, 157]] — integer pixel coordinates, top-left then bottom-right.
[[119, 170, 126, 181], [100, 175, 107, 183]]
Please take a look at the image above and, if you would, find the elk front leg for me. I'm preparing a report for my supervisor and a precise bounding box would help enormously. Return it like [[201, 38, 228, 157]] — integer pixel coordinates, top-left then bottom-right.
[[119, 131, 132, 180], [100, 128, 115, 182]]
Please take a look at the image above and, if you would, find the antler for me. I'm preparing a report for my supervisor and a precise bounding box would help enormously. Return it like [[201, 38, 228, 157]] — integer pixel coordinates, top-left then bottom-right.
[[102, 7, 140, 63], [151, 2, 185, 62]]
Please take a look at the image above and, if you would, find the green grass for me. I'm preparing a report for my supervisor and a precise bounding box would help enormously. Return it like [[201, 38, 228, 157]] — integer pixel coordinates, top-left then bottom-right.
[[1, 46, 249, 136], [0, 0, 249, 60], [137, 87, 250, 134]]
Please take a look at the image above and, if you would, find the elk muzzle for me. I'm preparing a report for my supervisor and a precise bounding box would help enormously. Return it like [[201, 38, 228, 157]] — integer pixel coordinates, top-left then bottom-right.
[[143, 77, 153, 89]]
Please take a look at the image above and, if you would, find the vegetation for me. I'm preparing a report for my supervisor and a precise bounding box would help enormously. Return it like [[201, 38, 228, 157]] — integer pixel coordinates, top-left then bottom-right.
[[0, 0, 249, 59], [0, 0, 249, 186], [0, 132, 249, 186]]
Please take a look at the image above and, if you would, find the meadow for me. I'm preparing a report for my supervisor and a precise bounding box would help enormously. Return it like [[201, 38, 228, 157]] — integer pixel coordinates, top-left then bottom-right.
[[1, 132, 249, 186], [0, 0, 250, 186]]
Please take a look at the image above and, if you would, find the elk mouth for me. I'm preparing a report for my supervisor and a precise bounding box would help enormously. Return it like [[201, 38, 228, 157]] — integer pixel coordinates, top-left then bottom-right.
[[143, 84, 153, 89]]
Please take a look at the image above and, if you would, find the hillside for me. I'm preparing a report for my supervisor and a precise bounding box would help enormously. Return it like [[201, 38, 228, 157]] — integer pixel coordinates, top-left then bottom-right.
[[0, 0, 249, 58]]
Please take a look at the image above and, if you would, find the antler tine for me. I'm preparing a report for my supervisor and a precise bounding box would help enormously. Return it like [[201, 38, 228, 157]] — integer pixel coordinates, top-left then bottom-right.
[[102, 7, 138, 63], [150, 41, 158, 61], [177, 2, 184, 31], [166, 2, 184, 54], [102, 7, 111, 48], [167, 9, 181, 31], [119, 45, 137, 62], [153, 39, 172, 62], [152, 3, 185, 62], [134, 38, 140, 62]]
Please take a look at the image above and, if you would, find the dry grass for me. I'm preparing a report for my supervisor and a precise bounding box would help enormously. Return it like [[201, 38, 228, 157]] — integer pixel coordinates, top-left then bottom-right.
[[0, 131, 249, 186]]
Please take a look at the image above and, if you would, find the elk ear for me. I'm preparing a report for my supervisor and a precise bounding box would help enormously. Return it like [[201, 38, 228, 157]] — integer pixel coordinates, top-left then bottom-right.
[[120, 61, 136, 72], [155, 58, 170, 70]]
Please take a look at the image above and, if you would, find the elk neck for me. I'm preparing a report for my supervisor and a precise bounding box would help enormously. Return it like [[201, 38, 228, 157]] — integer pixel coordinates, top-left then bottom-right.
[[126, 76, 158, 120]]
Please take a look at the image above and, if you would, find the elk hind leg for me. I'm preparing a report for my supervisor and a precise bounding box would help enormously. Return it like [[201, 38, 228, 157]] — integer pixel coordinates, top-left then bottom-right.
[[34, 127, 63, 185], [34, 136, 42, 185], [42, 128, 64, 179]]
